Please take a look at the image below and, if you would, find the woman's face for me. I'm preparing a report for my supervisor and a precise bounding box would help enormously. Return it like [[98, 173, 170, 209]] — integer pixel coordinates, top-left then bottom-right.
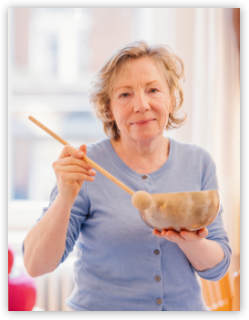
[[110, 57, 172, 144]]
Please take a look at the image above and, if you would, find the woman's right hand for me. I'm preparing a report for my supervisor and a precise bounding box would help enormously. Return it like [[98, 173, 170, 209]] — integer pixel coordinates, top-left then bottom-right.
[[52, 144, 96, 201]]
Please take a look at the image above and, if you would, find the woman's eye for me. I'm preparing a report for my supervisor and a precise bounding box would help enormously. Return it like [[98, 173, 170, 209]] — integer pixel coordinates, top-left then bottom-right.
[[120, 93, 129, 98], [150, 88, 158, 93]]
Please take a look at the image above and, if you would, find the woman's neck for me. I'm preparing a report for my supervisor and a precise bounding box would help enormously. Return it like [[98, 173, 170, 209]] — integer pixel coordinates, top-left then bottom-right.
[[110, 135, 170, 174]]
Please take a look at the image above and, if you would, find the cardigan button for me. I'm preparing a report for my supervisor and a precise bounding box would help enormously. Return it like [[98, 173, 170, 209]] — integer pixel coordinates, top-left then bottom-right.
[[154, 249, 160, 255], [155, 275, 161, 282], [156, 298, 162, 305], [141, 175, 148, 180]]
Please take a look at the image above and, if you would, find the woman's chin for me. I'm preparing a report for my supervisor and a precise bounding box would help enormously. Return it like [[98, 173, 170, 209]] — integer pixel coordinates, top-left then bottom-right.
[[129, 131, 161, 144]]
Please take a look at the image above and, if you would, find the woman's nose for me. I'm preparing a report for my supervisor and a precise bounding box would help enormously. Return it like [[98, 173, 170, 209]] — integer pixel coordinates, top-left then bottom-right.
[[133, 92, 150, 113]]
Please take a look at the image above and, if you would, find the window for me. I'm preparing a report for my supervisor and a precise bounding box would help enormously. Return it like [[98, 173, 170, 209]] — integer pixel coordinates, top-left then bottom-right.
[[9, 8, 140, 203]]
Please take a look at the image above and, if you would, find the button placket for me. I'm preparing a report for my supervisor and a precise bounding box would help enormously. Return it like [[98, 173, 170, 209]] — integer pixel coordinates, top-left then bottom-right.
[[153, 239, 162, 307]]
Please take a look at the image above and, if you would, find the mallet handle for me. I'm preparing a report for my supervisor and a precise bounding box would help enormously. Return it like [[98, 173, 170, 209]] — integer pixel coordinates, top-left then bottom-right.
[[28, 116, 135, 196]]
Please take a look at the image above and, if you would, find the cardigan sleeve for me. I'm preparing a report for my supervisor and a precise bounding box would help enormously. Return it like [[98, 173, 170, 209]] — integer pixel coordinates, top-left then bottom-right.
[[22, 182, 90, 266], [59, 183, 90, 264], [192, 150, 232, 281]]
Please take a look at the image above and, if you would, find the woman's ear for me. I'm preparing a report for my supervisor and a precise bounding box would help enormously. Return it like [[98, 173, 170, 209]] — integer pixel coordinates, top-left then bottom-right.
[[106, 104, 115, 120], [169, 97, 175, 113], [108, 102, 115, 120], [169, 88, 176, 113], [109, 110, 115, 120]]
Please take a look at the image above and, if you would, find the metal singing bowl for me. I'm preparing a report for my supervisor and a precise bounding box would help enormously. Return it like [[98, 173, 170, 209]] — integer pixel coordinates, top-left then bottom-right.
[[132, 190, 220, 232]]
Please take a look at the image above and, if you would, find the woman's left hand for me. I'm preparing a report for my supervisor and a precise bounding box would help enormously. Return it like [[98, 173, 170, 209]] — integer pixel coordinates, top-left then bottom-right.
[[152, 227, 209, 244], [153, 227, 226, 271]]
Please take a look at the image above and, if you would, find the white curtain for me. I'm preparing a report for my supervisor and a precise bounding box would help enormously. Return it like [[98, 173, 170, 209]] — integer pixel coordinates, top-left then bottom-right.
[[141, 8, 240, 255]]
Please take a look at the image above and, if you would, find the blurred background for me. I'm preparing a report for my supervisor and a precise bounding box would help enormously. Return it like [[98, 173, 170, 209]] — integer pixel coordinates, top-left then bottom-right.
[[8, 8, 240, 311]]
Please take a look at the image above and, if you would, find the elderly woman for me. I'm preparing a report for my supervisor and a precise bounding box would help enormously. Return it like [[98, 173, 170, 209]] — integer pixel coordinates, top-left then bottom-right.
[[23, 41, 231, 311]]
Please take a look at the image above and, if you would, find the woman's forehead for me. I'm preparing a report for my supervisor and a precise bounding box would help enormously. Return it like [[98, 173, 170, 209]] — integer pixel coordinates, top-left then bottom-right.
[[113, 57, 168, 89]]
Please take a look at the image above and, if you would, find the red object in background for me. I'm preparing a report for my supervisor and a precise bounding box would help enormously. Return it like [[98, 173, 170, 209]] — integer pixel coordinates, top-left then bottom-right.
[[8, 273, 37, 311], [8, 246, 14, 275], [8, 245, 14, 310], [8, 245, 37, 311]]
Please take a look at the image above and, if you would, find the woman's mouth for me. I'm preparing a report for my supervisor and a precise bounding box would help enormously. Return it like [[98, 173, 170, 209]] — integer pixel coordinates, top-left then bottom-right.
[[131, 119, 156, 125]]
